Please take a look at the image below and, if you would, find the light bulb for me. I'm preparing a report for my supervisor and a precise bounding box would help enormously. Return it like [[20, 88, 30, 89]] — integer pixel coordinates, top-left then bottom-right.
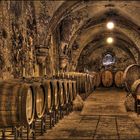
[[106, 21, 114, 30], [107, 37, 114, 44]]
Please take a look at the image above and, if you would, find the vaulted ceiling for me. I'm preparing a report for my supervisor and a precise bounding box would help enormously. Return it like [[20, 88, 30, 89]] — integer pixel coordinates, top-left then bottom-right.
[[48, 1, 140, 71], [1, 0, 140, 76]]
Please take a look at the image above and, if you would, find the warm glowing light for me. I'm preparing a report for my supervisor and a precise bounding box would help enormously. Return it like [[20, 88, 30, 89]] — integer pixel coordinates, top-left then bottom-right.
[[106, 21, 114, 30], [107, 37, 114, 44]]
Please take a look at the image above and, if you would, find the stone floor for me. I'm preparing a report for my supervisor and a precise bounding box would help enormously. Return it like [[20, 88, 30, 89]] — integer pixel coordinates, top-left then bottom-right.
[[38, 88, 140, 140]]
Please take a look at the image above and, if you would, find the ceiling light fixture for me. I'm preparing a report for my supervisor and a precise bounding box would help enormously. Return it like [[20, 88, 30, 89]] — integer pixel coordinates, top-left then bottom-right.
[[107, 37, 114, 44], [106, 21, 114, 30]]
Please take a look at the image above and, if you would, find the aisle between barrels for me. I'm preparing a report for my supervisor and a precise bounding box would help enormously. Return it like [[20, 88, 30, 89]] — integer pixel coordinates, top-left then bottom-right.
[[37, 88, 140, 140]]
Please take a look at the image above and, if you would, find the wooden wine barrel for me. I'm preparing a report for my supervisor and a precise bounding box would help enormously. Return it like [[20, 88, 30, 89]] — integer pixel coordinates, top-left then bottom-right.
[[80, 74, 87, 93], [88, 75, 93, 91], [13, 78, 46, 118], [88, 72, 97, 89], [63, 80, 69, 104], [71, 73, 79, 93], [50, 80, 59, 110], [57, 80, 64, 107], [114, 71, 124, 88], [95, 72, 101, 87], [91, 75, 95, 90], [16, 79, 46, 119], [79, 74, 84, 93], [101, 70, 113, 87], [77, 74, 81, 93], [68, 80, 73, 102], [96, 72, 101, 87], [131, 79, 140, 99], [65, 72, 83, 94], [123, 64, 140, 92], [85, 74, 89, 93], [87, 74, 94, 92], [32, 83, 46, 119], [3, 79, 47, 119], [63, 72, 96, 94], [84, 74, 87, 93], [72, 81, 77, 100], [42, 80, 53, 113], [0, 82, 35, 127], [89, 75, 93, 91]]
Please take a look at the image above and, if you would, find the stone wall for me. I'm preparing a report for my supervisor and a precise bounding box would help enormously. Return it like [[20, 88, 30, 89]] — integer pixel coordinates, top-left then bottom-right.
[[77, 46, 135, 72], [0, 1, 140, 79], [0, 1, 63, 79]]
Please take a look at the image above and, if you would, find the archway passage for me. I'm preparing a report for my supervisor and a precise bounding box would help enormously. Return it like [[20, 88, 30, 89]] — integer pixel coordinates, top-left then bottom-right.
[[57, 5, 140, 71]]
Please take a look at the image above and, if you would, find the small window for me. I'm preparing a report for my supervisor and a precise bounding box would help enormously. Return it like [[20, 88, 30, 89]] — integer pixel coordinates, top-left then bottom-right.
[[103, 54, 115, 66]]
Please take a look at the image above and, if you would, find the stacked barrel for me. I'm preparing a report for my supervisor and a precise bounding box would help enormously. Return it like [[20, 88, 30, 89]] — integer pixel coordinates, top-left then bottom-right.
[[0, 68, 127, 139], [114, 70, 124, 88], [89, 70, 124, 88], [0, 76, 78, 139], [0, 82, 35, 127], [101, 70, 113, 87], [63, 72, 95, 96], [101, 70, 124, 88], [87, 70, 124, 88]]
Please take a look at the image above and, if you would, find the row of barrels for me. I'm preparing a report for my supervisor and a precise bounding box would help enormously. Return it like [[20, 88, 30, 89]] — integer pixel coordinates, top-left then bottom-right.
[[57, 70, 124, 89], [4, 63, 137, 129], [0, 79, 77, 128], [90, 64, 140, 90], [88, 70, 124, 88], [57, 72, 95, 94]]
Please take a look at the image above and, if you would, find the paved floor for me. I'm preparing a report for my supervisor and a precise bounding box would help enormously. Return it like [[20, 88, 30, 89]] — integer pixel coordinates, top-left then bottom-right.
[[38, 88, 140, 140]]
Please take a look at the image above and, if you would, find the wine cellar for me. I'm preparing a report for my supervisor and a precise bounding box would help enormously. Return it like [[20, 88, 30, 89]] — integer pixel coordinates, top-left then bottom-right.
[[1, 1, 140, 140]]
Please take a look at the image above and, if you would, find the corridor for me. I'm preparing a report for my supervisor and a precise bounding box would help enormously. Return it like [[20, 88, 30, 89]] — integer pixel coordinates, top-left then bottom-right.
[[1, 1, 140, 140], [38, 88, 140, 140]]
